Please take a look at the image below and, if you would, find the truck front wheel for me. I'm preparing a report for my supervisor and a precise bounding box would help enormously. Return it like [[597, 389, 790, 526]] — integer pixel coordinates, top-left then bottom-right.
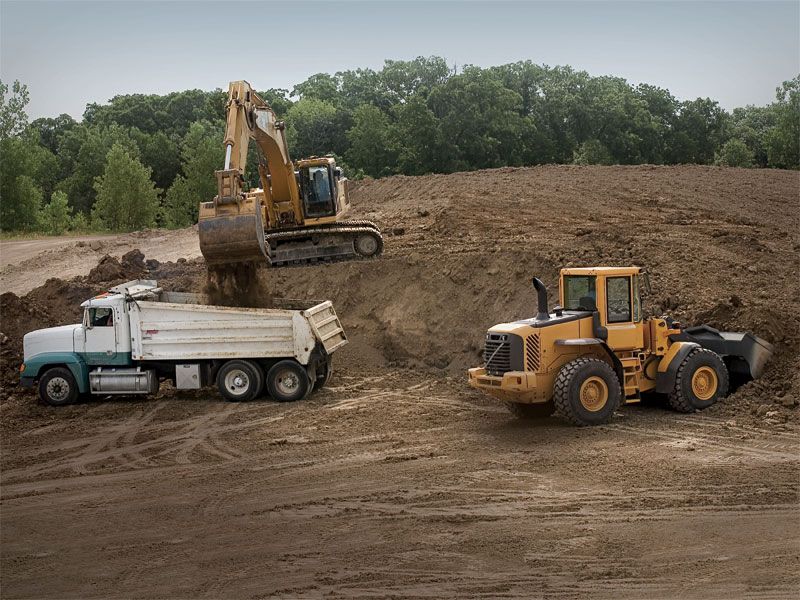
[[39, 367, 79, 407], [267, 360, 311, 402], [217, 360, 263, 402]]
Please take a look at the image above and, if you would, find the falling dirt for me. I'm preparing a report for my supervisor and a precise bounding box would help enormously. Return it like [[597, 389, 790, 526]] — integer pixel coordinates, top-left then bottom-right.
[[204, 262, 274, 308], [1, 165, 799, 598]]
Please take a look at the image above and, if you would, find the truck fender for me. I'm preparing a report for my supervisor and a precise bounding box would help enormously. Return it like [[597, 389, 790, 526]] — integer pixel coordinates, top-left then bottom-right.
[[21, 352, 90, 393], [655, 342, 700, 394]]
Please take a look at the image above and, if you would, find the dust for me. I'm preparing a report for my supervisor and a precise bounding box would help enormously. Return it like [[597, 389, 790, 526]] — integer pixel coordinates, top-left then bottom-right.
[[203, 263, 274, 308]]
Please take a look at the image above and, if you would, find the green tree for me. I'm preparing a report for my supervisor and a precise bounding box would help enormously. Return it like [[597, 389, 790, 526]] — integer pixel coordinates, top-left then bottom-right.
[[345, 105, 396, 177], [285, 98, 346, 158], [92, 144, 160, 231], [573, 139, 614, 165], [40, 190, 73, 235], [714, 138, 754, 167], [765, 75, 800, 169], [0, 80, 30, 139]]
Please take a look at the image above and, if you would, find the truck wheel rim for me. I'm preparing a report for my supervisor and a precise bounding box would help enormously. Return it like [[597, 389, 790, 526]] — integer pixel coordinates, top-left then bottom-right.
[[224, 369, 250, 396], [47, 377, 70, 401], [275, 370, 299, 396], [355, 234, 378, 256], [691, 366, 718, 400], [579, 376, 608, 412]]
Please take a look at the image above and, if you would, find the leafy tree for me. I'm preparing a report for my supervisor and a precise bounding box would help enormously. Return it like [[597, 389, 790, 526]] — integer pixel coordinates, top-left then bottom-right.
[[0, 173, 42, 231], [667, 98, 729, 164], [40, 190, 73, 235], [285, 98, 347, 158], [714, 138, 754, 167], [573, 139, 614, 165], [345, 105, 397, 177], [292, 73, 341, 104], [28, 113, 77, 154], [765, 75, 800, 169], [0, 80, 30, 139], [92, 144, 161, 231]]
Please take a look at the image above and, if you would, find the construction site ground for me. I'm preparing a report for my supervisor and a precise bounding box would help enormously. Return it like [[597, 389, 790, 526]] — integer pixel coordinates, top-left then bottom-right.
[[1, 165, 798, 598]]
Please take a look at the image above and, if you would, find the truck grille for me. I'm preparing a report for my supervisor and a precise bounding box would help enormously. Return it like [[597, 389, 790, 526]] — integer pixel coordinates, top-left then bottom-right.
[[484, 334, 511, 376]]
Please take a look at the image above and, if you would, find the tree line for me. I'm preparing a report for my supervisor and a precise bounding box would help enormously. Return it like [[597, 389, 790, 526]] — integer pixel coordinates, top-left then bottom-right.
[[1, 57, 798, 234]]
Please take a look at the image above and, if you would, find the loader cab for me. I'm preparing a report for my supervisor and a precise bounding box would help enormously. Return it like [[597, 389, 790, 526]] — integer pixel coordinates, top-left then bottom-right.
[[560, 267, 646, 351], [297, 158, 345, 220]]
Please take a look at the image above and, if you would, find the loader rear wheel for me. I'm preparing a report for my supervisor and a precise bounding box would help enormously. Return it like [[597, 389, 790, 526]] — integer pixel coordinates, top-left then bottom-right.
[[554, 358, 621, 426], [505, 401, 555, 419], [217, 360, 262, 402], [267, 360, 311, 402], [668, 348, 729, 413]]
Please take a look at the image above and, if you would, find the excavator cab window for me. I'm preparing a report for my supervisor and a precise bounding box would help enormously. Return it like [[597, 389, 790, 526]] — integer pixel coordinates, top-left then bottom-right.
[[300, 166, 337, 218]]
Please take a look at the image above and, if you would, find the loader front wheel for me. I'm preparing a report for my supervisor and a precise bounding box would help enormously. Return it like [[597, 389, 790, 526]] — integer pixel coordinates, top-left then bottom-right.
[[668, 348, 729, 413], [505, 401, 555, 419], [267, 360, 311, 402], [554, 358, 621, 426], [217, 360, 262, 402]]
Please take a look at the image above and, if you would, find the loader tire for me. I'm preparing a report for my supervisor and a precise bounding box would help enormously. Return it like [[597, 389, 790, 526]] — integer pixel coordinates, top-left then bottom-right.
[[267, 360, 311, 402], [39, 367, 79, 407], [505, 401, 555, 419], [554, 358, 621, 426], [217, 360, 262, 402], [667, 348, 728, 413]]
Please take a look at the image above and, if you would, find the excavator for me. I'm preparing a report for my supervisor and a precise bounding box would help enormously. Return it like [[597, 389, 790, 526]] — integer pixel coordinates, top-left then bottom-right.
[[198, 81, 383, 267]]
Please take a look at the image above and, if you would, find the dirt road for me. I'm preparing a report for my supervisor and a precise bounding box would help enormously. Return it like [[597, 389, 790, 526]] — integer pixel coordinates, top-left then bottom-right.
[[1, 165, 798, 598]]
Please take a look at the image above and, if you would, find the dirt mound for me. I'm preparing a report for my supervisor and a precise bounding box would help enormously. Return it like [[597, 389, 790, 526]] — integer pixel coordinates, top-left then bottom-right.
[[2, 166, 799, 424]]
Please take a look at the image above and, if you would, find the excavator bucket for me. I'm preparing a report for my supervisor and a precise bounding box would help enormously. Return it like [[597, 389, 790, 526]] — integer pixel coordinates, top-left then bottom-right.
[[198, 197, 270, 267]]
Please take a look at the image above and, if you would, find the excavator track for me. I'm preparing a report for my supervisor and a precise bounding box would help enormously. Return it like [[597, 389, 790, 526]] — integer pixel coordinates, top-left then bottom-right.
[[264, 220, 383, 267]]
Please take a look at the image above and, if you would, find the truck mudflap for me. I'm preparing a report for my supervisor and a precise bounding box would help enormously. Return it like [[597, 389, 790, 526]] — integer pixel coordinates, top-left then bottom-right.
[[671, 325, 774, 379]]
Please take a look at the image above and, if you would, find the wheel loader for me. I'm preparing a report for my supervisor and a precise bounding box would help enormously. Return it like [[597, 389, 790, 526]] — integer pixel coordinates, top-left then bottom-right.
[[198, 81, 382, 268], [468, 266, 774, 426]]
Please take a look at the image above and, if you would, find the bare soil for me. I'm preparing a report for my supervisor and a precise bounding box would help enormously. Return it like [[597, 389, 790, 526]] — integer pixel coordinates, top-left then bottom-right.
[[1, 165, 799, 598]]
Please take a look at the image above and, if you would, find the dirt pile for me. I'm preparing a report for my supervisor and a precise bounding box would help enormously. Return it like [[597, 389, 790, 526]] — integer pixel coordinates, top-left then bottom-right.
[[2, 165, 798, 423]]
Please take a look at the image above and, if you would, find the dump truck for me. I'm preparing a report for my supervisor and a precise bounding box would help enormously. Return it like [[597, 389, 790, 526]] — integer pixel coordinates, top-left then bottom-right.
[[468, 266, 773, 426], [20, 280, 347, 406]]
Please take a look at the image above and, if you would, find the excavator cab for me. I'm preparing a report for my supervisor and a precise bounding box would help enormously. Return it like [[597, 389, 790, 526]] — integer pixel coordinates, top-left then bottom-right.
[[296, 158, 346, 221]]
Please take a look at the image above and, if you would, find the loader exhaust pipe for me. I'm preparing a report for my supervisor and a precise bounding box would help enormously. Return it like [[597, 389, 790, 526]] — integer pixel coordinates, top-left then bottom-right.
[[532, 277, 550, 321]]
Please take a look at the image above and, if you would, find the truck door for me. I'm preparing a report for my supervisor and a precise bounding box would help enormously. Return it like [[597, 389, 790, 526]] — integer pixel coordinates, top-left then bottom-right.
[[83, 307, 118, 364], [603, 275, 644, 351]]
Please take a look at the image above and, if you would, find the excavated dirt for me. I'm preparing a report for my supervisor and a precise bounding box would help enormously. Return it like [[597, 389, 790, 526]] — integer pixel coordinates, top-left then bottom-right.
[[1, 165, 799, 598]]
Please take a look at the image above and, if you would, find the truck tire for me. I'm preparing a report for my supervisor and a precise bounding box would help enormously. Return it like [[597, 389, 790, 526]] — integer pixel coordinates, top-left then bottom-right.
[[313, 358, 333, 392], [39, 367, 79, 407], [554, 358, 621, 426], [217, 360, 262, 402], [505, 401, 555, 419], [266, 360, 311, 402], [668, 348, 729, 413]]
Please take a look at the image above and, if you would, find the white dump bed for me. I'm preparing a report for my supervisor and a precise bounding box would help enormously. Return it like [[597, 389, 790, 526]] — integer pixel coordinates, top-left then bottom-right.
[[127, 291, 347, 363]]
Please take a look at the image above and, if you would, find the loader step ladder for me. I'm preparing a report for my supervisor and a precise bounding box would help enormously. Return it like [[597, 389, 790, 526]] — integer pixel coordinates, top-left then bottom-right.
[[619, 355, 643, 403]]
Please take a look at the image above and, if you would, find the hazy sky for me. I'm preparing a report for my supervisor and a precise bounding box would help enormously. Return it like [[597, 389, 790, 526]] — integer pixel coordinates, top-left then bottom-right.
[[2, 0, 798, 120]]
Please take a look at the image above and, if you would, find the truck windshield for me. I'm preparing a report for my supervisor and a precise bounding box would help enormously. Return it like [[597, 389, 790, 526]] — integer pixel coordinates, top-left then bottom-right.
[[300, 166, 335, 217], [563, 275, 597, 311]]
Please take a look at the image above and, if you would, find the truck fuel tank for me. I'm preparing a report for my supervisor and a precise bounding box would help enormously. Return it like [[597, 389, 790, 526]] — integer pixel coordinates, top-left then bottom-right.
[[89, 367, 158, 394]]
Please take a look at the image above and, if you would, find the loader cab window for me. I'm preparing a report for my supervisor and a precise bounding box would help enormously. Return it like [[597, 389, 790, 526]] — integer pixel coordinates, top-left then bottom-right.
[[300, 166, 336, 218], [563, 275, 597, 311], [606, 276, 632, 323]]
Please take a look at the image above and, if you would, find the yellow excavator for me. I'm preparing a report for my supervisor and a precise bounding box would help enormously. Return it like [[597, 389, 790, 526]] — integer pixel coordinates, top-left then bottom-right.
[[198, 81, 383, 267]]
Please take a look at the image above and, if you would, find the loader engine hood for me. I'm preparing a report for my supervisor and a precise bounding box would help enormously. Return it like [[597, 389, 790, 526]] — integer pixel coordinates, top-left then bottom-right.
[[23, 325, 80, 361]]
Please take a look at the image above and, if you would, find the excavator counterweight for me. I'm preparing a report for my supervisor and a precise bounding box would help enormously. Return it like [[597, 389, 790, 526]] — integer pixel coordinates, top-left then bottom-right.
[[198, 80, 383, 268]]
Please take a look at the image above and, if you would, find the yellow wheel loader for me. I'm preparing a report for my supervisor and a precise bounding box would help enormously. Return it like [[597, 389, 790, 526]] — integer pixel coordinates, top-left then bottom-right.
[[468, 267, 773, 426], [199, 81, 383, 267]]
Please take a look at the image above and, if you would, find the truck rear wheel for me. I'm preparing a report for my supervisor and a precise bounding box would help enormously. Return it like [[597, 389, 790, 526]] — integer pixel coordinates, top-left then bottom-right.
[[217, 360, 262, 402], [554, 358, 621, 426], [668, 348, 729, 413], [267, 360, 310, 402], [505, 401, 555, 419], [39, 367, 80, 407]]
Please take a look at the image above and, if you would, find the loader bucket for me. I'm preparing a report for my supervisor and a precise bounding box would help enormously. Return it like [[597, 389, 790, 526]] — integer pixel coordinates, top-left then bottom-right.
[[673, 325, 774, 379], [198, 203, 270, 267]]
